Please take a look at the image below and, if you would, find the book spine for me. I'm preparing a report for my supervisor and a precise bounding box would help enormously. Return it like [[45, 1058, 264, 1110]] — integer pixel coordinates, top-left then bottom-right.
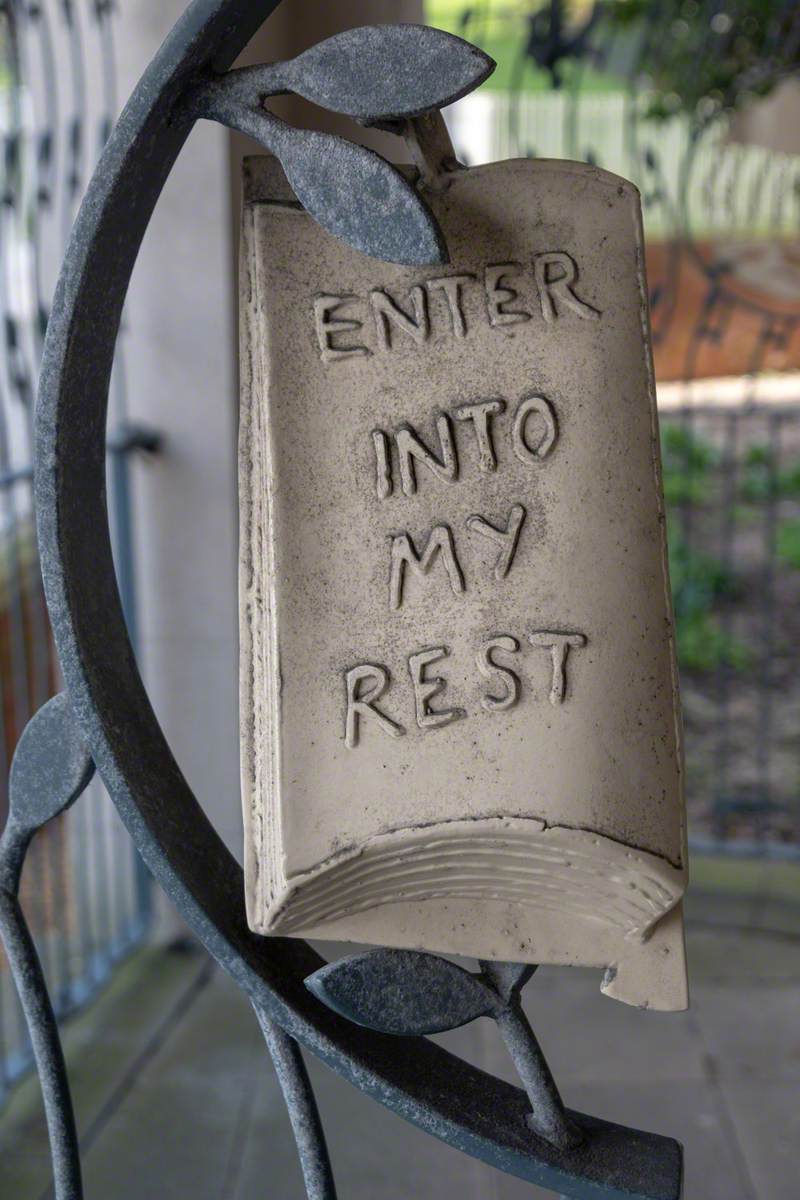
[[239, 193, 282, 927]]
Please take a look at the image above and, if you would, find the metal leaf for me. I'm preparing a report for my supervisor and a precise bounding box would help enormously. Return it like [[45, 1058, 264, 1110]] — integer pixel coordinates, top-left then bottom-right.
[[479, 961, 537, 1003], [283, 24, 495, 123], [276, 127, 447, 266], [8, 694, 94, 834], [306, 948, 497, 1035]]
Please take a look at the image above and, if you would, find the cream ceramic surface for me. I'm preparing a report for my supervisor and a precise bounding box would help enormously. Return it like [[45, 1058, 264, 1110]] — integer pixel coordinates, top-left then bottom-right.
[[239, 154, 688, 1010]]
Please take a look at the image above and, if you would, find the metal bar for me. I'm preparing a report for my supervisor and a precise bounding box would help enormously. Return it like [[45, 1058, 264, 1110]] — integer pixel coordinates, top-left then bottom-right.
[[0, 887, 82, 1199], [0, 428, 158, 491], [255, 1006, 337, 1200], [711, 410, 739, 840], [495, 999, 581, 1150], [754, 411, 781, 844]]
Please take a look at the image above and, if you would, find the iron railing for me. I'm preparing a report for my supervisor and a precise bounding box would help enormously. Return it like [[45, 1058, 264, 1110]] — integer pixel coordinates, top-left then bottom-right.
[[441, 1, 800, 859], [0, 0, 152, 1102], [658, 393, 800, 858]]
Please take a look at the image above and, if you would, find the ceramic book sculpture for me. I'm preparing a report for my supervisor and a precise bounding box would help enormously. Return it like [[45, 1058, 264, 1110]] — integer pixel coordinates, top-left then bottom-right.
[[239, 152, 688, 1012]]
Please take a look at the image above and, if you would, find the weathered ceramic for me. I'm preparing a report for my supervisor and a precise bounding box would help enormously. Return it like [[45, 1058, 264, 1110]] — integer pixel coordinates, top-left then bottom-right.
[[239, 153, 688, 1011]]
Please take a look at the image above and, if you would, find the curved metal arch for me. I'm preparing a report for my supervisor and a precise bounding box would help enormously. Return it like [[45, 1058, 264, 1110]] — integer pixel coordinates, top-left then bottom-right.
[[34, 3, 681, 1196]]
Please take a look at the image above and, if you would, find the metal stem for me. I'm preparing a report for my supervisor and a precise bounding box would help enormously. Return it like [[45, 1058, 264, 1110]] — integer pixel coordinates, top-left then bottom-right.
[[494, 999, 582, 1151], [403, 110, 461, 188], [254, 1006, 337, 1200], [0, 888, 82, 1200]]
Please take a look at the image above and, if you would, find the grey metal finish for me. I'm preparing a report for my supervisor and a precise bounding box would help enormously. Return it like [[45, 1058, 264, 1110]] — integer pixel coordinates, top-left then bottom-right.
[[255, 1005, 337, 1200], [0, 892, 81, 1200], [272, 23, 493, 121], [306, 950, 581, 1151], [186, 23, 493, 264], [0, 2, 684, 1197], [0, 694, 95, 1200]]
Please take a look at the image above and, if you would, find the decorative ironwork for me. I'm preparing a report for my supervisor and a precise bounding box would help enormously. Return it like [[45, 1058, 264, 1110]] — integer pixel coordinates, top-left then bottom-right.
[[307, 951, 580, 1150], [186, 23, 494, 264], [1, 3, 685, 1198], [0, 693, 94, 1198]]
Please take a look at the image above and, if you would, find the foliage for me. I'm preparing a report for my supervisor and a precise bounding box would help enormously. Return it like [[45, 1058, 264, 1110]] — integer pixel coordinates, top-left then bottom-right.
[[660, 422, 717, 504], [428, 1, 800, 119], [666, 515, 748, 673], [427, 0, 621, 92], [659, 425, 749, 673], [777, 518, 800, 571], [740, 444, 800, 502], [601, 0, 799, 122]]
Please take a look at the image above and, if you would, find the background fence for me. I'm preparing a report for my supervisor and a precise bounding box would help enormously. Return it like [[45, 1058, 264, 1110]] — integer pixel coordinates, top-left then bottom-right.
[[437, 0, 800, 860], [447, 89, 800, 242], [658, 395, 800, 857], [0, 0, 152, 1102]]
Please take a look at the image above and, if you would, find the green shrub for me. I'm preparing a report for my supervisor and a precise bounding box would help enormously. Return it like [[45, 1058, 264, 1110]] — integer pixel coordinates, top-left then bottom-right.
[[777, 519, 800, 571], [660, 424, 716, 505], [666, 516, 748, 672]]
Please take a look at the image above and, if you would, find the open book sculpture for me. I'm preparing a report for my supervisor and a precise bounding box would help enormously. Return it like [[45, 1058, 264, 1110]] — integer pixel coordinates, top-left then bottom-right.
[[240, 140, 688, 1013], [16, 7, 689, 1198]]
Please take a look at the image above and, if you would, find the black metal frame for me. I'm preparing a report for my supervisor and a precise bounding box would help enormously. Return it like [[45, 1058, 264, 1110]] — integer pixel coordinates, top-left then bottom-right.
[[0, 4, 684, 1197]]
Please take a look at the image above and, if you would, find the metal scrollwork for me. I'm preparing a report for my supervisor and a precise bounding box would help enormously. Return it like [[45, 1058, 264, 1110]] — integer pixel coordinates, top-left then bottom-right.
[[0, 3, 685, 1198], [0, 694, 95, 1199], [185, 23, 494, 264]]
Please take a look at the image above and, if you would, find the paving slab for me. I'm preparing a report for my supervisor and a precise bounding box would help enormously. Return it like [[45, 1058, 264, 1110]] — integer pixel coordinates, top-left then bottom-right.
[[0, 940, 210, 1197], [691, 981, 800, 1083], [0, 908, 798, 1200], [718, 1081, 800, 1200]]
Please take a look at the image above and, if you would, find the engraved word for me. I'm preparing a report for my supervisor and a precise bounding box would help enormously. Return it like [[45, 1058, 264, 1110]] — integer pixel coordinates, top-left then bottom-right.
[[314, 252, 599, 363], [343, 630, 587, 746], [373, 393, 557, 499], [389, 505, 526, 609]]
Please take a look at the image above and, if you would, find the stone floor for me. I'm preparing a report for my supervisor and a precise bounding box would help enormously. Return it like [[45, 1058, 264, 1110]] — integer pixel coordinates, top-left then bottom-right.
[[1, 890, 798, 1200]]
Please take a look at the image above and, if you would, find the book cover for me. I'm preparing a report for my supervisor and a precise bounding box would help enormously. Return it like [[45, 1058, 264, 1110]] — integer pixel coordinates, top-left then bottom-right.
[[239, 153, 687, 1010]]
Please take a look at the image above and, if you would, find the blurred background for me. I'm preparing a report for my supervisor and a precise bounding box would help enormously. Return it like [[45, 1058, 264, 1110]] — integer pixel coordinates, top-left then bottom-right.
[[0, 2, 797, 1198]]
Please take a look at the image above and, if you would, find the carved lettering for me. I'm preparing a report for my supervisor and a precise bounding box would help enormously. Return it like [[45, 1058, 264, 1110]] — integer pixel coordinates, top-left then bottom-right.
[[314, 255, 601, 364], [389, 525, 465, 611], [466, 504, 526, 580], [453, 399, 505, 472], [313, 295, 370, 364], [532, 252, 599, 324], [344, 664, 405, 748], [395, 415, 458, 496], [484, 263, 530, 327], [372, 429, 392, 500], [343, 625, 590, 745], [408, 646, 465, 729], [371, 286, 429, 351], [528, 631, 587, 705], [512, 395, 558, 464], [426, 274, 473, 338], [476, 635, 521, 712]]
